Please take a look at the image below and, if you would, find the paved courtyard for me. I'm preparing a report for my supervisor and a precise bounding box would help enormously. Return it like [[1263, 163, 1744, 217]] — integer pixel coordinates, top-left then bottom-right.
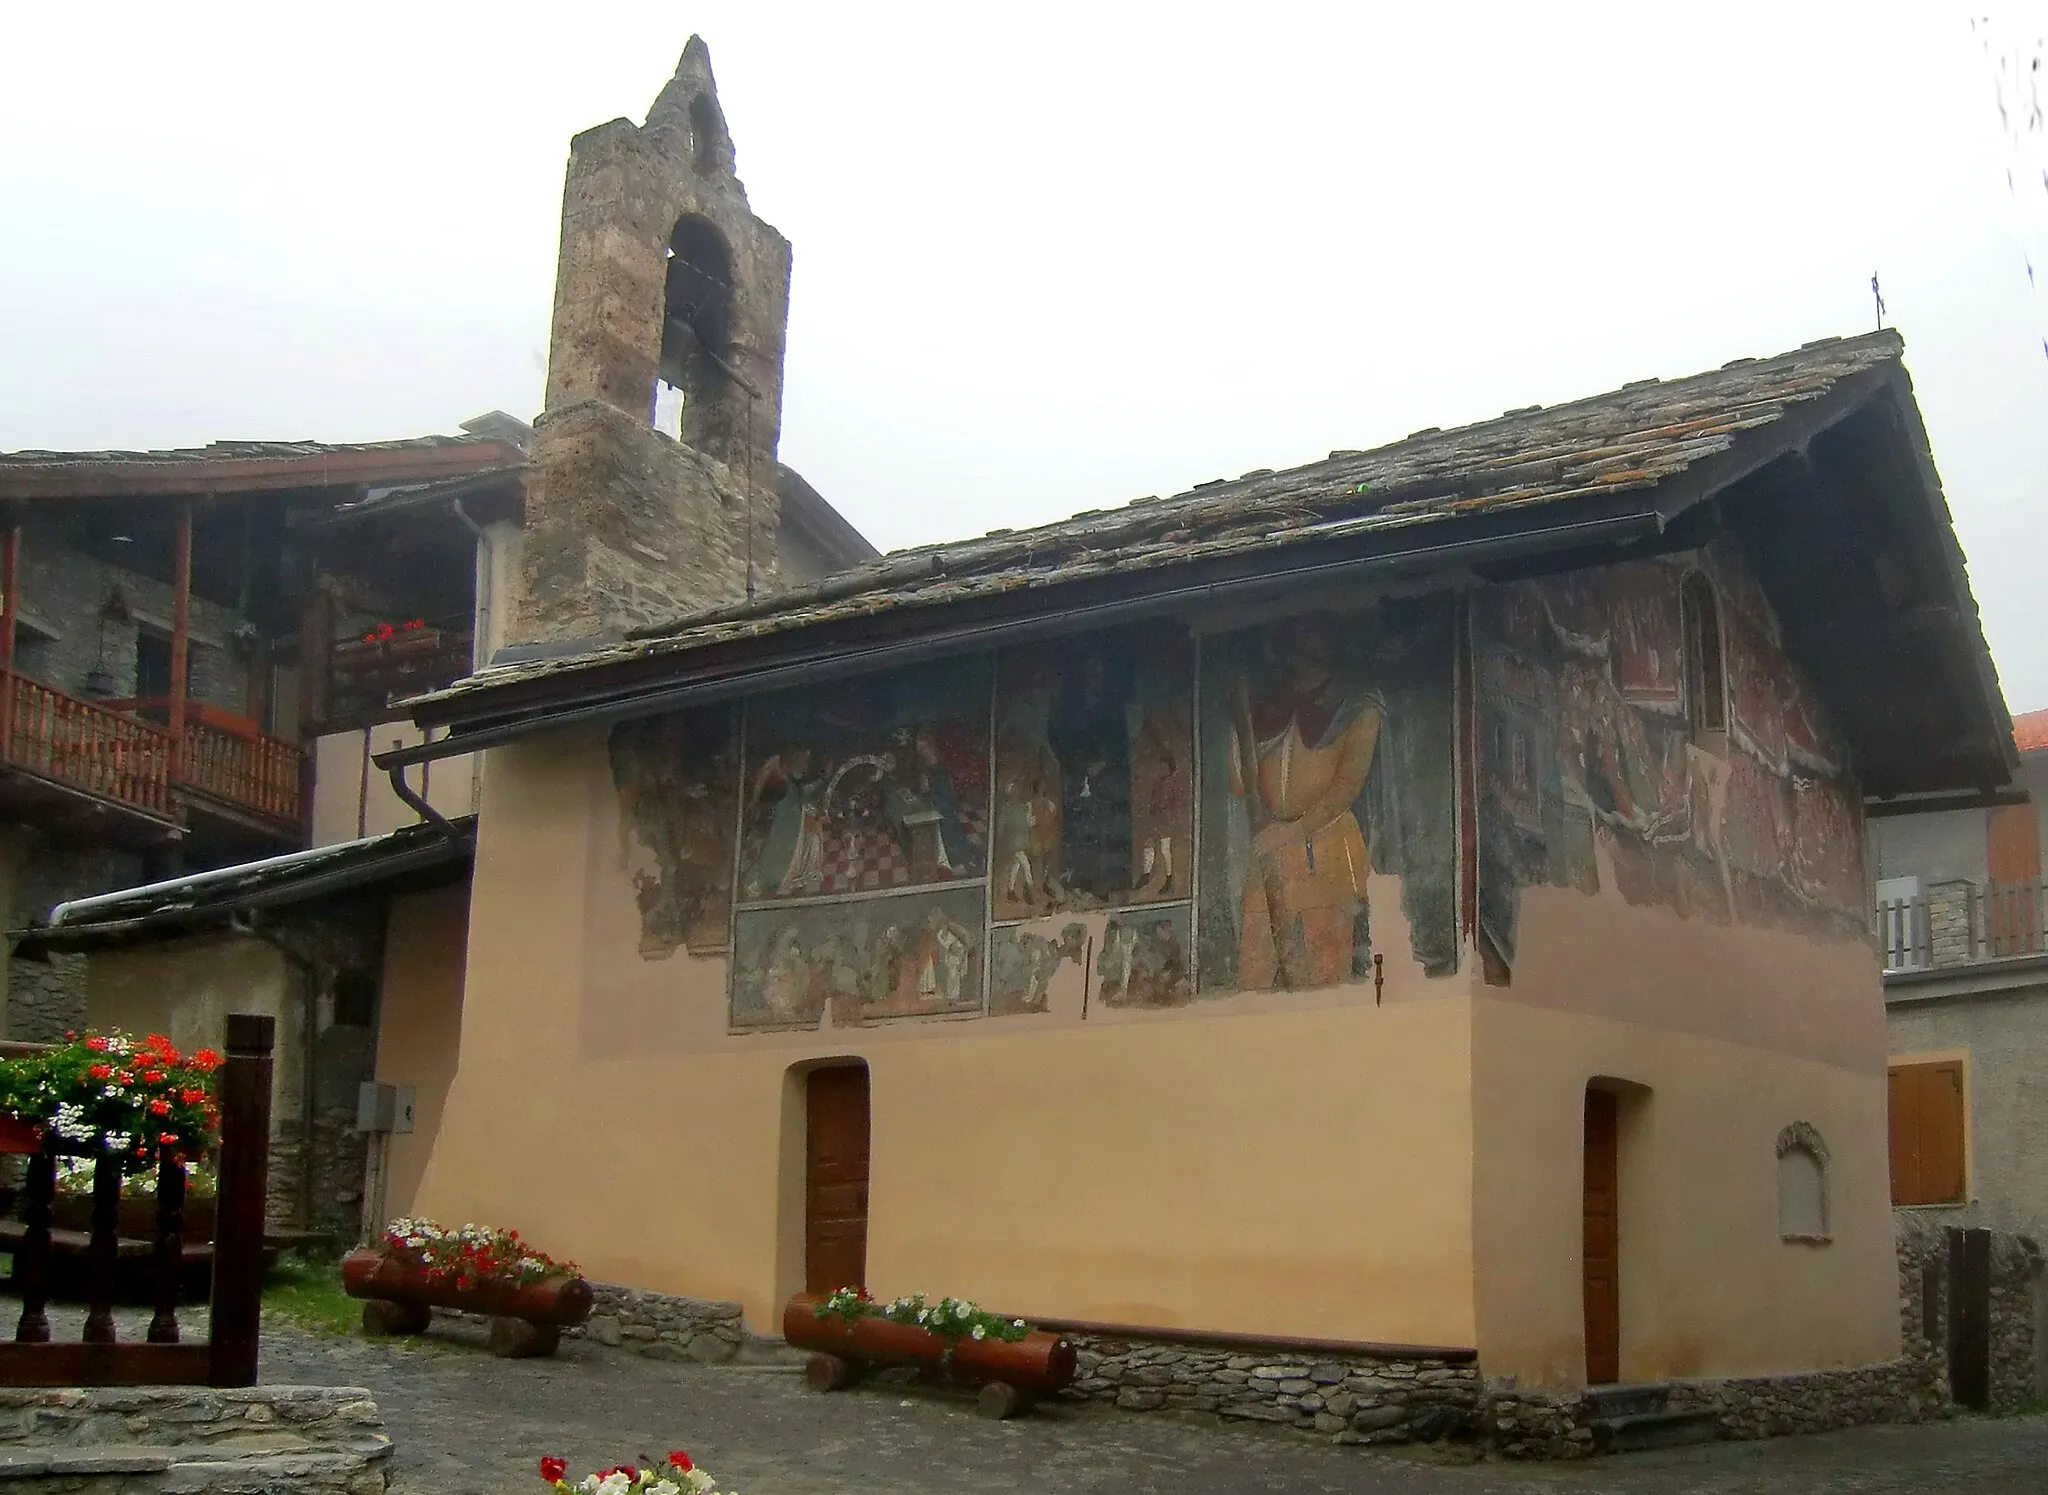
[[254, 1322, 2048, 1495]]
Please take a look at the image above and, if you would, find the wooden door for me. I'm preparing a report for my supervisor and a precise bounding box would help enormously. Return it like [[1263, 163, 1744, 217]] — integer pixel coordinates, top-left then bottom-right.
[[804, 1066, 871, 1295], [1582, 1088, 1621, 1385]]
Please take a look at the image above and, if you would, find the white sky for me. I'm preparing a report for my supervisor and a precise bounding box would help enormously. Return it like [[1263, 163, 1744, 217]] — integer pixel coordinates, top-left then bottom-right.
[[4, 3, 2046, 708]]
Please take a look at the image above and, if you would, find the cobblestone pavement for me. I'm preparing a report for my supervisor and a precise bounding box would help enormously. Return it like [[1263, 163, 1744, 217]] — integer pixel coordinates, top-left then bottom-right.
[[251, 1322, 2048, 1495]]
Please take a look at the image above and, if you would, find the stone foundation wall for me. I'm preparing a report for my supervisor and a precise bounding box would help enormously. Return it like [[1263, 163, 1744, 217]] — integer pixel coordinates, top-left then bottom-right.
[[1056, 1333, 1480, 1445], [567, 1283, 745, 1363], [0, 1385, 390, 1495], [1664, 1360, 1945, 1437]]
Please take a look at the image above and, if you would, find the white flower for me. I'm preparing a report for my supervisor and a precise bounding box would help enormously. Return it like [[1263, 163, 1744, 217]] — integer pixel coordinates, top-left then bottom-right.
[[683, 1473, 715, 1494], [1012, 1319, 1025, 1329], [596, 1473, 633, 1495], [649, 1481, 680, 1495], [971, 1325, 986, 1340]]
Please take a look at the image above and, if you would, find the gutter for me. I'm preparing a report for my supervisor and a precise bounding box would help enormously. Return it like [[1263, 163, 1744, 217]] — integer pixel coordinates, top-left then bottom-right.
[[376, 507, 1670, 771]]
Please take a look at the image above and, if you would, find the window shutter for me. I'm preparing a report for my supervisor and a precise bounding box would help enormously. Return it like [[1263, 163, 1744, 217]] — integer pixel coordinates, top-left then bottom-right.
[[1888, 1061, 1967, 1207]]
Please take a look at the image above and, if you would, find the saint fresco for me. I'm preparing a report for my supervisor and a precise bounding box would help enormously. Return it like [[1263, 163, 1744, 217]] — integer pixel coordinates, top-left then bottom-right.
[[741, 658, 990, 901], [1197, 599, 1458, 994], [1475, 547, 1867, 971], [608, 705, 739, 958], [730, 887, 986, 1029], [990, 625, 1194, 919]]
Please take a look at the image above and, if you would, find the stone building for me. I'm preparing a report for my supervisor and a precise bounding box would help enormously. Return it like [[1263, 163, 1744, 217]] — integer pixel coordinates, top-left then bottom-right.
[[382, 316, 2013, 1405], [1868, 709, 2048, 1399], [1, 38, 876, 1242], [353, 51, 2015, 1408]]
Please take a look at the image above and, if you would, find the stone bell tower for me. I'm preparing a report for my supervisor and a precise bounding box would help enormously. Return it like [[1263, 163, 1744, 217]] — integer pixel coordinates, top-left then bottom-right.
[[510, 36, 792, 650]]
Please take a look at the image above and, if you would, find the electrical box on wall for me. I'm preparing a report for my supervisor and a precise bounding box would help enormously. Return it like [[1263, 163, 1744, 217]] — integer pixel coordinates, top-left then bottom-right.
[[356, 1081, 415, 1134]]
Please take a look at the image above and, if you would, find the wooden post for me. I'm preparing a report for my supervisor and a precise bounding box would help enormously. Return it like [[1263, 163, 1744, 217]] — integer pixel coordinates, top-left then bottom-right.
[[168, 501, 193, 780], [207, 1014, 273, 1388], [82, 1153, 121, 1344], [148, 1155, 187, 1345], [12, 1147, 53, 1344]]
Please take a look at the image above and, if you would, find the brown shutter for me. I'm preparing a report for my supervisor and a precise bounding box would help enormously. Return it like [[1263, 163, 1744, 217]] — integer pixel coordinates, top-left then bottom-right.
[[1986, 804, 2042, 955], [1888, 1066, 1917, 1206], [1888, 1061, 1968, 1207]]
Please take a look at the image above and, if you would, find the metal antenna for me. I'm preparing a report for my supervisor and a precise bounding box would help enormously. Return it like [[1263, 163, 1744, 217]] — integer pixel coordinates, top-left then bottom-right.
[[1872, 273, 1886, 331]]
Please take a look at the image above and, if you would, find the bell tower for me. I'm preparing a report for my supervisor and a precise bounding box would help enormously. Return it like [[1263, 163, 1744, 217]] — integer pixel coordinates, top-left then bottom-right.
[[511, 36, 792, 650]]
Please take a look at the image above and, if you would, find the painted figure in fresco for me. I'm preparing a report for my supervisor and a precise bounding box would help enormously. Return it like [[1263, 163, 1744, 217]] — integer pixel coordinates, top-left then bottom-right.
[[989, 922, 1088, 1014], [748, 747, 827, 897], [1099, 912, 1192, 1007], [1129, 702, 1188, 899], [1226, 618, 1384, 990], [884, 730, 973, 878], [1049, 649, 1134, 900]]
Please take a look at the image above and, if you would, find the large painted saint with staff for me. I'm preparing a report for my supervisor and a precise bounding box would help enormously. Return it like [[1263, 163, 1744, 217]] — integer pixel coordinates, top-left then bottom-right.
[[1198, 599, 1458, 992]]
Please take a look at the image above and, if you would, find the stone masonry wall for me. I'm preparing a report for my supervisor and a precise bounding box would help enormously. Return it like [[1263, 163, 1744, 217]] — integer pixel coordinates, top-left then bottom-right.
[[1056, 1334, 1480, 1445], [0, 1385, 390, 1495], [1898, 1209, 2043, 1410], [6, 842, 145, 1042], [14, 523, 249, 713], [565, 1283, 744, 1363]]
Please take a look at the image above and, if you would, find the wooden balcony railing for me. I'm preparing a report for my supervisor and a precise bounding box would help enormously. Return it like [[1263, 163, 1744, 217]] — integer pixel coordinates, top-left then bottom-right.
[[0, 1016, 273, 1387], [180, 718, 305, 828], [0, 671, 175, 820], [1877, 880, 2048, 972], [0, 676, 305, 834]]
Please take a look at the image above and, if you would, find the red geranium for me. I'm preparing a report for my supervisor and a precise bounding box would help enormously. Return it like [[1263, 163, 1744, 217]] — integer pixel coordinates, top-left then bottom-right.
[[668, 1452, 694, 1473], [539, 1457, 567, 1483]]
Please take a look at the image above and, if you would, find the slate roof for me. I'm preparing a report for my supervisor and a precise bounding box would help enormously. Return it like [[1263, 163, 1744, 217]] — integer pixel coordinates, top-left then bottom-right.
[[418, 329, 1907, 708], [11, 817, 476, 956], [0, 433, 524, 500]]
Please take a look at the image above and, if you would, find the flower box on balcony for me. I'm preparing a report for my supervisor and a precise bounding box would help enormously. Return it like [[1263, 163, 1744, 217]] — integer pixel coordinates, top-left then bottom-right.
[[783, 1290, 1077, 1418], [342, 1221, 591, 1358]]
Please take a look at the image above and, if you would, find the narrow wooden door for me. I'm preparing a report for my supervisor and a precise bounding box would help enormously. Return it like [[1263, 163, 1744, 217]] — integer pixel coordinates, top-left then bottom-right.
[[805, 1066, 870, 1295], [1582, 1088, 1621, 1385]]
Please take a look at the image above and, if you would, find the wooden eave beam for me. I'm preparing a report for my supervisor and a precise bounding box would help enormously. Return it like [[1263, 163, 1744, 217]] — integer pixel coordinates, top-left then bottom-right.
[[0, 444, 523, 501]]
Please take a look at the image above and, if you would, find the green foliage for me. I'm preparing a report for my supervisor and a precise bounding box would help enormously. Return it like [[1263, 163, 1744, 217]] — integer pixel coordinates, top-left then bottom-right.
[[261, 1250, 360, 1338], [815, 1286, 1031, 1343]]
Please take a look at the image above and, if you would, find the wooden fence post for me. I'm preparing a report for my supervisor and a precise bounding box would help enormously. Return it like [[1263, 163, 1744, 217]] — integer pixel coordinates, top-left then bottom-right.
[[207, 1014, 273, 1387]]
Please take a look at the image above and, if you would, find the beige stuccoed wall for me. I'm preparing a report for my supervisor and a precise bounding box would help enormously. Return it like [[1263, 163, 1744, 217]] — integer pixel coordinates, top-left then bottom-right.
[[84, 934, 305, 1166], [1470, 884, 1899, 1389], [371, 882, 472, 1223], [411, 729, 1481, 1346], [311, 726, 478, 847]]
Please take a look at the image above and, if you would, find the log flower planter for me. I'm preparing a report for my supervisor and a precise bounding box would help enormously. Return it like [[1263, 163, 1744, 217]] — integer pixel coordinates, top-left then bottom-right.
[[784, 1291, 1076, 1419], [342, 1221, 591, 1359]]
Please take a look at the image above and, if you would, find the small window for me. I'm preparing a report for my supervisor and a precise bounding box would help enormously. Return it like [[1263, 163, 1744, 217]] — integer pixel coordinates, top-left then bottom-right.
[[135, 627, 173, 699], [331, 969, 378, 1029], [1776, 1121, 1830, 1242], [1680, 571, 1726, 741], [1889, 1060, 1967, 1206]]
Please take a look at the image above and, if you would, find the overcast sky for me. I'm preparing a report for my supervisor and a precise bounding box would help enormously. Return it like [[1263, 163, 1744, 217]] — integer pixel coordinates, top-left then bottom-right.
[[5, 3, 2046, 708]]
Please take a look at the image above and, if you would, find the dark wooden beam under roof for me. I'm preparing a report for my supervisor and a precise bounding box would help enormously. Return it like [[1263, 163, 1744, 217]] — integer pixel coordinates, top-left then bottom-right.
[[0, 440, 522, 501]]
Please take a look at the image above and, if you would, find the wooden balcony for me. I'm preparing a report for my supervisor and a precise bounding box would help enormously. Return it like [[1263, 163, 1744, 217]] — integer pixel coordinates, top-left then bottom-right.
[[178, 716, 305, 836], [0, 671, 180, 845], [0, 676, 306, 846], [99, 696, 306, 842]]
